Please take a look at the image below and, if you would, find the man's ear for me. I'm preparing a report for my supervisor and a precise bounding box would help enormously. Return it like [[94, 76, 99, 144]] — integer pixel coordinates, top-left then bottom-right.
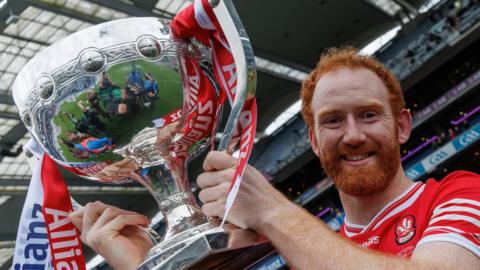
[[308, 127, 321, 157], [397, 108, 412, 145]]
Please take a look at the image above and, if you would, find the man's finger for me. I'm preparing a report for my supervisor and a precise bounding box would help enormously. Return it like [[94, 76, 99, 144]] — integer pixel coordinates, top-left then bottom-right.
[[198, 182, 229, 203], [203, 151, 237, 172], [93, 207, 148, 232], [69, 208, 85, 231], [102, 214, 151, 233], [201, 201, 225, 219], [197, 171, 221, 189], [82, 201, 117, 234], [197, 168, 234, 189]]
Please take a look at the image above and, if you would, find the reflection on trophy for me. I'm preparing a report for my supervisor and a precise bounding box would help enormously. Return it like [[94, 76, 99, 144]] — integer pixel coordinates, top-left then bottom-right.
[[13, 1, 269, 269]]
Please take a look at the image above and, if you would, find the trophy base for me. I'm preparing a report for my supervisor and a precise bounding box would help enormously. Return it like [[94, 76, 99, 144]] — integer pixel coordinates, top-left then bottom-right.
[[138, 225, 272, 270]]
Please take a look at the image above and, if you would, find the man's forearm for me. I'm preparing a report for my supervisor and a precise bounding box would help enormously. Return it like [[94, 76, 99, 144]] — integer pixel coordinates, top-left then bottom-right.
[[255, 200, 426, 270]]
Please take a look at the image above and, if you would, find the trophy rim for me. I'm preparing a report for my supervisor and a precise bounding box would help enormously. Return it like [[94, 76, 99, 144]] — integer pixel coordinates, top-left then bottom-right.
[[12, 17, 173, 120], [10, 15, 218, 181]]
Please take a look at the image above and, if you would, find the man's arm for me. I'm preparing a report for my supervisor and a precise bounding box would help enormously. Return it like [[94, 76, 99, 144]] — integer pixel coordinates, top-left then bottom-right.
[[198, 151, 480, 270], [258, 197, 480, 270]]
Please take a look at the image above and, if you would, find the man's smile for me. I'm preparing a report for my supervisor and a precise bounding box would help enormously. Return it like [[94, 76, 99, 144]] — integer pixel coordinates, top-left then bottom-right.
[[340, 152, 376, 166]]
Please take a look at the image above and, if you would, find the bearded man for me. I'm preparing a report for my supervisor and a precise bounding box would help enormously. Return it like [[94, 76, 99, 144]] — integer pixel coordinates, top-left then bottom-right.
[[70, 47, 480, 270]]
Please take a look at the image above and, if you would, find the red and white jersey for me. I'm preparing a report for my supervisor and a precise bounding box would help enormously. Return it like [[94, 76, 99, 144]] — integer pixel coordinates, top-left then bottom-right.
[[340, 170, 480, 258]]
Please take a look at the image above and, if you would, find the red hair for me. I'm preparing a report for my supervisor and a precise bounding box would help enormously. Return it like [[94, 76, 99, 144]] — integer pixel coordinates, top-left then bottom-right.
[[300, 46, 404, 129]]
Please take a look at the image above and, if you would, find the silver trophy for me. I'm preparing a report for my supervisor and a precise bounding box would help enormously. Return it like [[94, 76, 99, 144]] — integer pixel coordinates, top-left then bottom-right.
[[13, 1, 270, 269]]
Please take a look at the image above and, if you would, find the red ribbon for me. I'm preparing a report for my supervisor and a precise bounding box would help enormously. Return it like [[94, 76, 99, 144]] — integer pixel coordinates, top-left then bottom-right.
[[41, 154, 86, 270], [172, 0, 258, 221]]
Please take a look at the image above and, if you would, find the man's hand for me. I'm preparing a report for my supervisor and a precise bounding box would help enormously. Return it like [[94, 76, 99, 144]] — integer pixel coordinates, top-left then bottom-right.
[[69, 201, 152, 270], [197, 151, 289, 230], [94, 158, 139, 182]]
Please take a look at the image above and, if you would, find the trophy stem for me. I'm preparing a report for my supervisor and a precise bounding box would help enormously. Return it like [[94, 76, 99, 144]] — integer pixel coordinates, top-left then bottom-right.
[[113, 127, 210, 241], [136, 160, 209, 242], [156, 191, 208, 240]]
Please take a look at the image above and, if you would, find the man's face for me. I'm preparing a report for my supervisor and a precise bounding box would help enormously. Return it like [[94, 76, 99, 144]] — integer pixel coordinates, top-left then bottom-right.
[[309, 67, 406, 196], [118, 103, 128, 115]]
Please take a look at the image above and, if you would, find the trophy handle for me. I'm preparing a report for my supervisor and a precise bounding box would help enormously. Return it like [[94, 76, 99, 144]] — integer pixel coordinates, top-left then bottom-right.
[[211, 0, 257, 152]]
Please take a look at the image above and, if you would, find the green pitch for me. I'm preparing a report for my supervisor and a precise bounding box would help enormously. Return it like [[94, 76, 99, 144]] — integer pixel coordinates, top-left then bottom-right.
[[53, 59, 183, 162]]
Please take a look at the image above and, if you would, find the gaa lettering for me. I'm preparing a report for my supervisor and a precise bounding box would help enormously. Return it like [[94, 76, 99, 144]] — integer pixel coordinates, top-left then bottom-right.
[[459, 130, 479, 146], [428, 150, 448, 165]]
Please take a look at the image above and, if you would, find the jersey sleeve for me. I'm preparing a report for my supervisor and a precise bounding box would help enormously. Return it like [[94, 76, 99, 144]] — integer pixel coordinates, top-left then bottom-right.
[[417, 170, 480, 257]]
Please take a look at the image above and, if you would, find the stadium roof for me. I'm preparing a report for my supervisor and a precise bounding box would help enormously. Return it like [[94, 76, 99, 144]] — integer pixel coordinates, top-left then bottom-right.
[[0, 0, 413, 180]]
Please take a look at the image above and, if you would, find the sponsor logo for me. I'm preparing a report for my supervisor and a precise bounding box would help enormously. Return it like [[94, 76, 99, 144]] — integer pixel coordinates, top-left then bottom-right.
[[44, 207, 84, 270], [13, 203, 50, 270], [186, 65, 200, 113], [171, 100, 214, 158], [171, 58, 216, 159], [395, 215, 416, 245], [153, 109, 181, 128], [361, 236, 380, 248]]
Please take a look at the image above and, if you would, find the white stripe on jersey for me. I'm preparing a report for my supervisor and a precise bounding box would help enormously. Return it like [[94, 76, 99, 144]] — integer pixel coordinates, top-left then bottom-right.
[[343, 228, 357, 238], [348, 182, 421, 233], [432, 205, 480, 220], [416, 233, 480, 258], [429, 214, 480, 228], [371, 184, 426, 231], [434, 198, 480, 212], [424, 225, 465, 234], [344, 220, 366, 229], [343, 220, 364, 237]]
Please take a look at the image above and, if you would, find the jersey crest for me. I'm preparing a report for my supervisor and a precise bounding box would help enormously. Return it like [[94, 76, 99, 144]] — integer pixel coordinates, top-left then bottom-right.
[[395, 215, 416, 245]]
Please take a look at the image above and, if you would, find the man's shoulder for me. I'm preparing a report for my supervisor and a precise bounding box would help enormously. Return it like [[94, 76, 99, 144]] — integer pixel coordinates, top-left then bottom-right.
[[425, 170, 480, 194], [415, 171, 480, 259], [420, 170, 480, 211], [439, 170, 480, 182]]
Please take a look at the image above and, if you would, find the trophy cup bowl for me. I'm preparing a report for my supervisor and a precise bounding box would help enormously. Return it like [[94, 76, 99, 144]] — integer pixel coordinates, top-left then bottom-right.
[[13, 14, 269, 269], [13, 16, 216, 241]]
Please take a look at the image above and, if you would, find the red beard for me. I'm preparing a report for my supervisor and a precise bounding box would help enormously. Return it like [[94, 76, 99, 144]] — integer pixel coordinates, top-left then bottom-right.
[[319, 136, 400, 196]]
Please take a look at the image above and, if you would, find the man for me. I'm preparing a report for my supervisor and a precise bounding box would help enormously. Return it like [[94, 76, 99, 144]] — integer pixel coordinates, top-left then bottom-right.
[[80, 106, 107, 133], [87, 90, 110, 119], [69, 47, 480, 270]]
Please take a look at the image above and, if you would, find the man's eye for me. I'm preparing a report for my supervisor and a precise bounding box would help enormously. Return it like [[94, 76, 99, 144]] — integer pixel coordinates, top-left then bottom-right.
[[323, 117, 342, 127], [327, 117, 340, 123], [361, 111, 377, 119]]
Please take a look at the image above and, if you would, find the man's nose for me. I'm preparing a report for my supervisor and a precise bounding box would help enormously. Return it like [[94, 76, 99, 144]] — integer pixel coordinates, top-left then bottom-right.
[[342, 116, 366, 146]]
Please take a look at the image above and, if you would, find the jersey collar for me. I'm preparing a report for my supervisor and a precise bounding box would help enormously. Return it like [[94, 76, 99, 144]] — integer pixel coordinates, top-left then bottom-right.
[[343, 181, 424, 236]]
